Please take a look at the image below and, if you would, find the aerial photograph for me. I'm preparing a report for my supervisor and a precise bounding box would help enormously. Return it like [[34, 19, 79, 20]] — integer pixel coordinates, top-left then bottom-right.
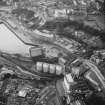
[[0, 0, 105, 105]]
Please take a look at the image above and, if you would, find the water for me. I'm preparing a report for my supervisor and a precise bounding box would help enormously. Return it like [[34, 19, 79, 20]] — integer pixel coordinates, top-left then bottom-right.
[[0, 23, 31, 55]]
